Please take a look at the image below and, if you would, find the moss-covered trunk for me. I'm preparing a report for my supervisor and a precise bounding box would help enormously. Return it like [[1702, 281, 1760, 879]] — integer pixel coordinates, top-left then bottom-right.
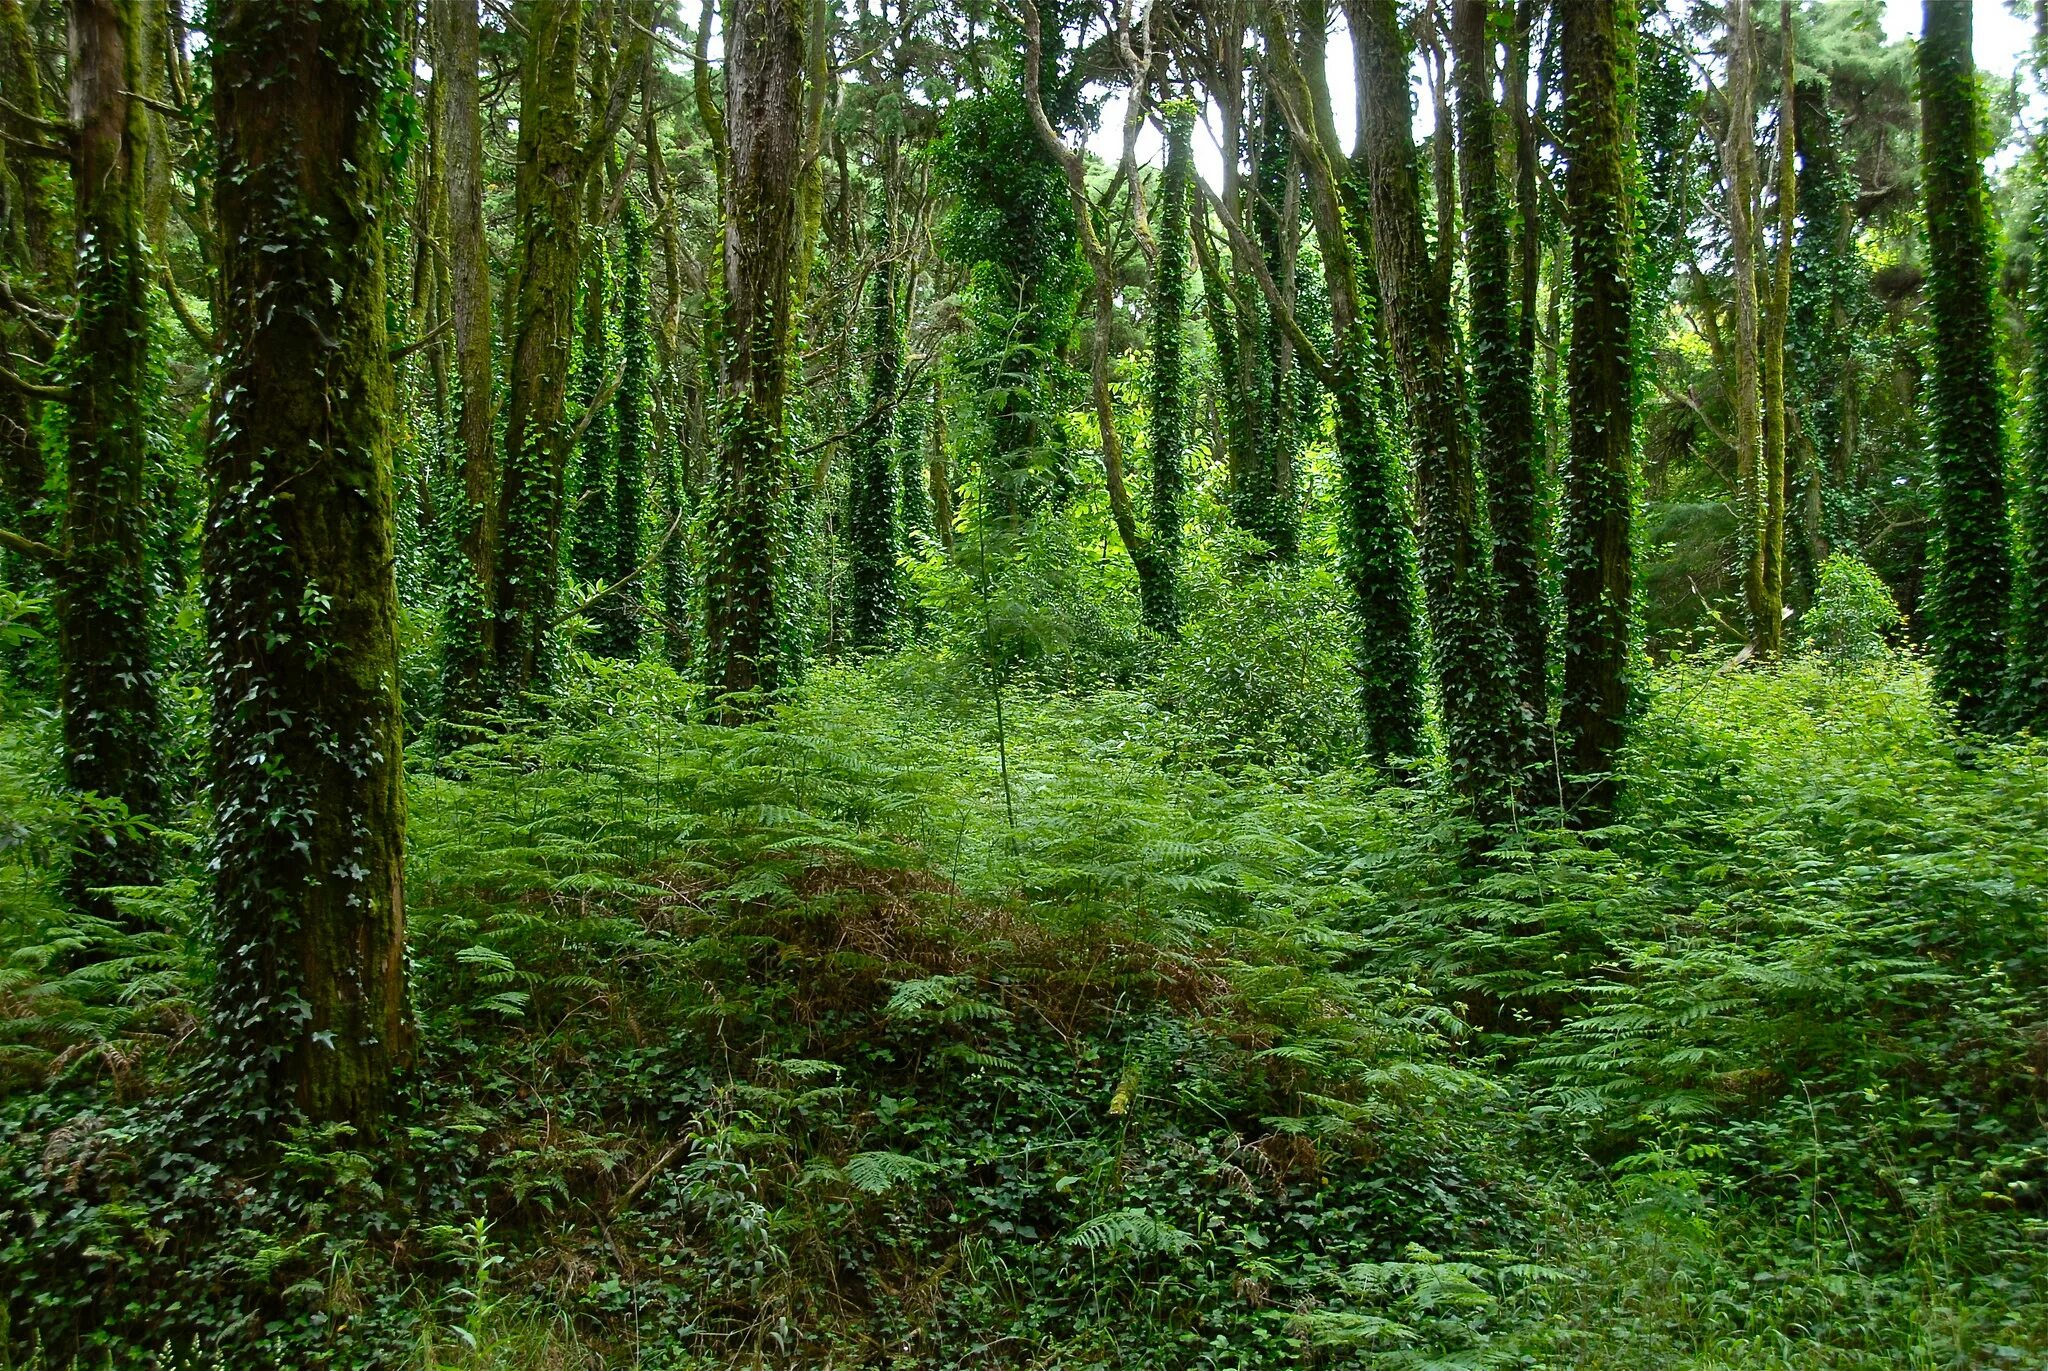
[[432, 0, 498, 718], [703, 0, 803, 720], [1920, 0, 2011, 729], [1453, 0, 1548, 726], [493, 0, 585, 700], [207, 0, 411, 1127], [1347, 0, 1519, 808], [1557, 0, 1635, 818], [848, 221, 901, 648], [60, 0, 163, 911], [1143, 103, 1194, 638], [1756, 0, 1795, 658]]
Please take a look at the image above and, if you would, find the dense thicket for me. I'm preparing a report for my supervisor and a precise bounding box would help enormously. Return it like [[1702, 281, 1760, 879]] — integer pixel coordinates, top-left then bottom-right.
[[4, 0, 2048, 1362]]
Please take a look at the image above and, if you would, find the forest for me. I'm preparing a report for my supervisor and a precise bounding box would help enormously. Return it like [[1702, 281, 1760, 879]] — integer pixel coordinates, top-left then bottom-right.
[[1, 0, 2046, 1363]]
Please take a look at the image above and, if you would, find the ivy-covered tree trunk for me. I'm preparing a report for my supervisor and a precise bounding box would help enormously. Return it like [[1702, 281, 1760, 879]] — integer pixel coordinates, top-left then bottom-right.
[[1263, 0, 1426, 766], [1557, 0, 1635, 819], [1453, 0, 1548, 727], [433, 0, 497, 718], [60, 0, 163, 912], [847, 223, 901, 648], [207, 0, 411, 1127], [1920, 0, 2010, 729], [598, 198, 649, 660], [0, 0, 67, 563], [703, 0, 803, 720], [1347, 0, 1520, 807], [493, 0, 584, 701], [1721, 0, 1768, 653], [1755, 0, 1794, 657], [2013, 178, 2048, 733], [569, 239, 615, 593], [1142, 101, 1194, 638]]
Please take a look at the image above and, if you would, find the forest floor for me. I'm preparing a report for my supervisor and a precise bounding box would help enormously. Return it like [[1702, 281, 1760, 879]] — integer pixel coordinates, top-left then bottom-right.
[[4, 652, 2048, 1367]]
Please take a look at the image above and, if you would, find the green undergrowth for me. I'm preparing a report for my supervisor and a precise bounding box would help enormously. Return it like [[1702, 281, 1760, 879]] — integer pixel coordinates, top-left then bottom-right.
[[3, 653, 2047, 1366]]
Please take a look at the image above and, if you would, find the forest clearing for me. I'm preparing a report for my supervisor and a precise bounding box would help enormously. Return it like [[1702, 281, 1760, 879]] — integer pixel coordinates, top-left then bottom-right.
[[2, 0, 2048, 1365]]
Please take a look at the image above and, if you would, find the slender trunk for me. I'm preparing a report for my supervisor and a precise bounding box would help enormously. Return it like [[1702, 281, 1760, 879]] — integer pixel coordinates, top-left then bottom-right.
[[1143, 101, 1195, 637], [61, 0, 163, 911], [1557, 0, 1634, 818], [1756, 0, 1794, 656], [1346, 0, 1520, 806], [1722, 0, 1767, 652], [208, 0, 411, 1127], [1265, 0, 1427, 764], [493, 0, 584, 700], [432, 0, 497, 714], [1921, 0, 2011, 728], [1019, 0, 1164, 624], [702, 0, 804, 720], [0, 0, 66, 557], [848, 225, 901, 647], [602, 199, 648, 659], [1454, 0, 1549, 724]]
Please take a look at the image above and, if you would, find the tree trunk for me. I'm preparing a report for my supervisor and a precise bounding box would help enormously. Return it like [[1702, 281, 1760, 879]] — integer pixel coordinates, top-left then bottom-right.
[[601, 198, 649, 659], [703, 0, 804, 720], [0, 0, 64, 563], [432, 0, 497, 716], [1143, 100, 1194, 637], [1557, 0, 1635, 819], [1756, 0, 1794, 656], [1921, 0, 2011, 729], [1346, 0, 1520, 807], [848, 225, 902, 647], [207, 0, 411, 1127], [493, 0, 584, 700], [1262, 0, 1426, 766], [1454, 0, 1549, 726], [60, 0, 163, 913], [1722, 0, 1767, 652]]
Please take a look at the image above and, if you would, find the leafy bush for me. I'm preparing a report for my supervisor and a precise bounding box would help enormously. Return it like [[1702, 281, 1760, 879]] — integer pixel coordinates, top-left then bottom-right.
[[1795, 553, 1906, 663]]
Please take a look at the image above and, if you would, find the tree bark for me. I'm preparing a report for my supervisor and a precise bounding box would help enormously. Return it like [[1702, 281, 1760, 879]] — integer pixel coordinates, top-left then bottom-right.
[[1756, 0, 1794, 656], [1721, 0, 1768, 653], [493, 0, 585, 700], [432, 0, 497, 617], [703, 0, 804, 720], [208, 0, 411, 1127], [1454, 0, 1549, 724], [1921, 0, 2011, 729], [1557, 0, 1634, 819], [60, 0, 163, 912], [1345, 0, 1520, 806]]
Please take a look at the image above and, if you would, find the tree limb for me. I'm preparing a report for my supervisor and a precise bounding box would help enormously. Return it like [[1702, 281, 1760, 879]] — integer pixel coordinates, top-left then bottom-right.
[[0, 525, 58, 562]]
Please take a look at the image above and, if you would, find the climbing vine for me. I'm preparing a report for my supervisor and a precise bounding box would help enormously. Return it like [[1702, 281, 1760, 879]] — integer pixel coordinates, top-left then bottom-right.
[[1919, 0, 2012, 730]]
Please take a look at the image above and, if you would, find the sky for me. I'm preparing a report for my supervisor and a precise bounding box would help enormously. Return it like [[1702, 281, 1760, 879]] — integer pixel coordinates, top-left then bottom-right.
[[1086, 0, 2043, 186]]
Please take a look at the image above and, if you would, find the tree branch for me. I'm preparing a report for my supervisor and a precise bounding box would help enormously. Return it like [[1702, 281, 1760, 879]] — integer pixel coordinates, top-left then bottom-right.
[[0, 525, 58, 562]]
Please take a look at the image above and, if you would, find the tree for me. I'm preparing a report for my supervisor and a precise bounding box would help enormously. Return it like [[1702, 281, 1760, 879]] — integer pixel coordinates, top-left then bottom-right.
[[1020, 0, 1170, 633], [493, 0, 586, 700], [702, 0, 805, 720], [1143, 99, 1195, 637], [1346, 0, 1520, 805], [1721, 0, 1770, 654], [2009, 82, 2048, 734], [59, 0, 163, 913], [432, 0, 497, 721], [1920, 0, 2011, 729], [1556, 0, 1635, 818], [207, 0, 411, 1126], [1756, 0, 1795, 657], [1453, 0, 1547, 725], [848, 217, 902, 648], [599, 198, 649, 660], [1243, 0, 1426, 767]]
